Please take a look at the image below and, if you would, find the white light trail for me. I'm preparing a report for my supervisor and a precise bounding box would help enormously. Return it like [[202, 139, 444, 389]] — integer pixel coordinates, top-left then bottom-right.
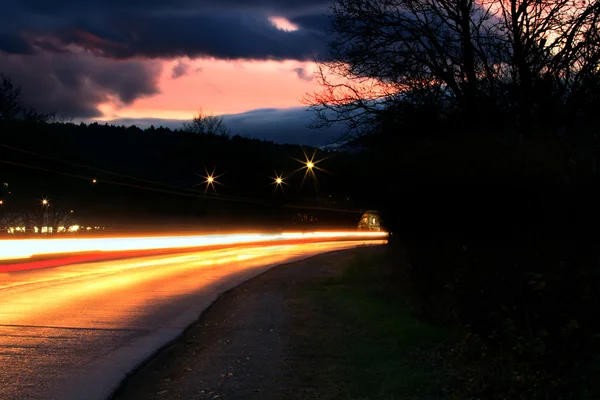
[[0, 231, 388, 261]]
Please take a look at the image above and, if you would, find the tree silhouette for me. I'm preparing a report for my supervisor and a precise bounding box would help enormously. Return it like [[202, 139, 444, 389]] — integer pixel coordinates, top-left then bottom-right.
[[0, 73, 56, 124], [183, 108, 231, 137], [306, 0, 600, 138], [0, 74, 23, 121]]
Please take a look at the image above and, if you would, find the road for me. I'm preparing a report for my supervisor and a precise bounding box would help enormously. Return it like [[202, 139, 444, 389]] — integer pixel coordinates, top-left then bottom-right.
[[0, 235, 386, 400]]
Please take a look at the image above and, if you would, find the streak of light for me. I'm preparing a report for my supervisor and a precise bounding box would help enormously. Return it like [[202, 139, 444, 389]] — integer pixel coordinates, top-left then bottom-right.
[[0, 231, 388, 261], [0, 240, 385, 327]]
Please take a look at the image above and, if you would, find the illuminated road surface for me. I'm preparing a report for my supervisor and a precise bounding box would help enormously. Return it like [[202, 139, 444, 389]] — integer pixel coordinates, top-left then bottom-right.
[[0, 237, 385, 400]]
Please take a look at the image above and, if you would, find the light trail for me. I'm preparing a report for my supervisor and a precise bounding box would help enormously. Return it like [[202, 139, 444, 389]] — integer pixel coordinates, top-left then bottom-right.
[[0, 240, 385, 400], [0, 231, 388, 261]]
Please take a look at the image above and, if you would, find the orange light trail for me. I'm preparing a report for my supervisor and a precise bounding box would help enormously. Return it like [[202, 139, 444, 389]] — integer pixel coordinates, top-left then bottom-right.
[[0, 231, 388, 262]]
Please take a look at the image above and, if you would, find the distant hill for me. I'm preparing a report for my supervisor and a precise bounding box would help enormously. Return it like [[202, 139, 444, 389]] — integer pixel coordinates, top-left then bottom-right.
[[94, 106, 347, 147]]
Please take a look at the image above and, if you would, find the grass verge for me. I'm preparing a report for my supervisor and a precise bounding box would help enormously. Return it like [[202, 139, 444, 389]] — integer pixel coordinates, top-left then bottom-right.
[[287, 248, 451, 400]]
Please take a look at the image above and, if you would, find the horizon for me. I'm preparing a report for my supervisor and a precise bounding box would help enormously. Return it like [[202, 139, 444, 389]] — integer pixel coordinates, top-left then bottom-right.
[[79, 106, 346, 147]]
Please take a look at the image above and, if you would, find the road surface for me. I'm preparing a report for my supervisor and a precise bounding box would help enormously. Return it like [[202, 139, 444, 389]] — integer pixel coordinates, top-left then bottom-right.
[[0, 237, 385, 400]]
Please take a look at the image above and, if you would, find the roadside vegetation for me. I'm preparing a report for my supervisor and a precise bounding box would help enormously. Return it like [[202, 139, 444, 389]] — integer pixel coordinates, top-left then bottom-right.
[[289, 249, 452, 399], [303, 0, 600, 397]]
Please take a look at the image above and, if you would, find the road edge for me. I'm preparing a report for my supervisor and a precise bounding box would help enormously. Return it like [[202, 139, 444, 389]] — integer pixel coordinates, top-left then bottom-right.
[[58, 245, 377, 400]]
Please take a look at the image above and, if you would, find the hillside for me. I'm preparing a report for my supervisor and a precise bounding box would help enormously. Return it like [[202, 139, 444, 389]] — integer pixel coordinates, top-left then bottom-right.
[[0, 120, 377, 233]]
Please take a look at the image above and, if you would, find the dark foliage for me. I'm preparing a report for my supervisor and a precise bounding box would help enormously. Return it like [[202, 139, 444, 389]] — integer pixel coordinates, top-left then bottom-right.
[[311, 0, 600, 396], [370, 109, 600, 398], [0, 73, 56, 123], [0, 118, 374, 233]]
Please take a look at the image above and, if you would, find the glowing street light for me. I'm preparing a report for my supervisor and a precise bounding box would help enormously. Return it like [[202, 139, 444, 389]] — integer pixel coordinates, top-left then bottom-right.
[[196, 167, 223, 193], [92, 179, 97, 184], [270, 171, 287, 192], [41, 198, 50, 207], [293, 147, 329, 184]]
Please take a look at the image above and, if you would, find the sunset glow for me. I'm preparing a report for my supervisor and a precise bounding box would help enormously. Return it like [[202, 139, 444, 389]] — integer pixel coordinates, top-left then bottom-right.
[[94, 59, 320, 121], [269, 16, 300, 32]]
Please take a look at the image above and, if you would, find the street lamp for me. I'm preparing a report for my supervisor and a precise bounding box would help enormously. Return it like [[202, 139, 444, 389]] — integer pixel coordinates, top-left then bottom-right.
[[39, 195, 51, 208], [196, 167, 223, 194], [293, 148, 328, 184], [270, 171, 287, 192]]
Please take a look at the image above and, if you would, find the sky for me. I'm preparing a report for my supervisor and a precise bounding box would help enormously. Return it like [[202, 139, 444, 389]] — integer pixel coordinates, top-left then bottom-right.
[[0, 0, 344, 145]]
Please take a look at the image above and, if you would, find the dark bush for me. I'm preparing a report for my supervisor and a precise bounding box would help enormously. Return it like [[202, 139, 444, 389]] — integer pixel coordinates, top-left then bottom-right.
[[378, 128, 600, 398]]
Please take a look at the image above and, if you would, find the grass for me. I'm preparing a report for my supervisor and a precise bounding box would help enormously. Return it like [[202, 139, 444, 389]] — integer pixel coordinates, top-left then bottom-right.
[[289, 248, 450, 400]]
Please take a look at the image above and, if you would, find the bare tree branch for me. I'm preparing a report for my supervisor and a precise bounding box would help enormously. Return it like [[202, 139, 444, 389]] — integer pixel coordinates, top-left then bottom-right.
[[0, 73, 60, 124], [183, 108, 231, 137], [0, 74, 23, 121], [306, 0, 600, 139]]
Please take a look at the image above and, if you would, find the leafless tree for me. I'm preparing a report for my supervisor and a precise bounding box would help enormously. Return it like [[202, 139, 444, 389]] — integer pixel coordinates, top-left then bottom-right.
[[1, 208, 77, 235], [53, 114, 75, 124], [0, 73, 23, 121], [0, 73, 57, 124], [183, 108, 231, 137], [44, 208, 76, 232], [494, 0, 600, 129], [0, 211, 18, 232], [306, 0, 600, 138], [22, 108, 56, 124]]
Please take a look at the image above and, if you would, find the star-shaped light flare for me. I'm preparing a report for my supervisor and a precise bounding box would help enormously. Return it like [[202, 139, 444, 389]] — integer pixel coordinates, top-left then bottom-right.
[[195, 167, 224, 193], [39, 196, 50, 208], [293, 147, 329, 185], [270, 171, 288, 192]]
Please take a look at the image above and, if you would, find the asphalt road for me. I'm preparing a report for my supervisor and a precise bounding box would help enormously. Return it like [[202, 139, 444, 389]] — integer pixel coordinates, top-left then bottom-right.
[[0, 239, 385, 400]]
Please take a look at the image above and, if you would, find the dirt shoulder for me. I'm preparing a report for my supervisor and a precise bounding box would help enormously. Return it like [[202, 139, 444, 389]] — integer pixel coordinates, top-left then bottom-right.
[[111, 245, 447, 400]]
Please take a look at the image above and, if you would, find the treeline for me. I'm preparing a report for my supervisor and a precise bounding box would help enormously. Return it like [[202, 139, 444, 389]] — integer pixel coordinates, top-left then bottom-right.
[[0, 119, 371, 232], [309, 0, 600, 398], [370, 117, 600, 397]]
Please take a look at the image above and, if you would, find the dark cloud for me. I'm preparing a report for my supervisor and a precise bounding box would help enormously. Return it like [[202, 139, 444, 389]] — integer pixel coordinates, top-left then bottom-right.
[[171, 60, 190, 79], [289, 14, 332, 33], [294, 67, 313, 81], [17, 0, 331, 16], [46, 13, 327, 61], [2, 1, 334, 61], [0, 52, 161, 117], [0, 1, 335, 119], [0, 33, 32, 54], [101, 107, 345, 147]]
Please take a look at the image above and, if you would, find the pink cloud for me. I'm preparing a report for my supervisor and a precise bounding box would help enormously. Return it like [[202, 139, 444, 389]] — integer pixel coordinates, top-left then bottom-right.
[[268, 16, 300, 32], [97, 58, 321, 121]]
